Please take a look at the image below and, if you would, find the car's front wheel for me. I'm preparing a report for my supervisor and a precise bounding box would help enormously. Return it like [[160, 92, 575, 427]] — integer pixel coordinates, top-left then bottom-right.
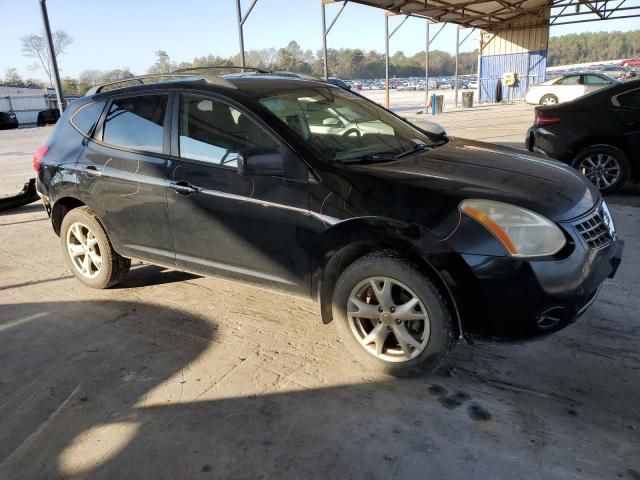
[[332, 251, 455, 377], [60, 206, 130, 288], [572, 145, 631, 194]]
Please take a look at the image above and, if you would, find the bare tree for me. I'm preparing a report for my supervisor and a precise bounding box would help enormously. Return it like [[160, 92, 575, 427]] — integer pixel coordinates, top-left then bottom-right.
[[21, 31, 73, 87]]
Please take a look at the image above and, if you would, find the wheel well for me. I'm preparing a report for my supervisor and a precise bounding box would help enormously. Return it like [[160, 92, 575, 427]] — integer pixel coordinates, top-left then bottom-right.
[[51, 197, 85, 236], [318, 243, 462, 338]]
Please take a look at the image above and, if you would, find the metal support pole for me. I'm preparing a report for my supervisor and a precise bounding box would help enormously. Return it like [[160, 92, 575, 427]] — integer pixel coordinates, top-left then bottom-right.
[[236, 0, 245, 69], [425, 21, 430, 111], [39, 0, 64, 112], [385, 15, 390, 109], [454, 27, 460, 109], [320, 1, 348, 81], [384, 14, 409, 109], [321, 2, 329, 80]]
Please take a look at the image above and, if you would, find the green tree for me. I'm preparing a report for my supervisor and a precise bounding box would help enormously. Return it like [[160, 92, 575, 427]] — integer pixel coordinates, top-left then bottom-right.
[[4, 68, 23, 85], [147, 50, 176, 74]]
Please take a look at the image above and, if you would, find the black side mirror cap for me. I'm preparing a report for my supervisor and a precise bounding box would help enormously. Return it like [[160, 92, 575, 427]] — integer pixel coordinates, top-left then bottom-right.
[[238, 152, 285, 177]]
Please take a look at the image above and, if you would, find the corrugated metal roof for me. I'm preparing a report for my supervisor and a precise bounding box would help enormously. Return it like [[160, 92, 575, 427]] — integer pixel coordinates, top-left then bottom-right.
[[341, 0, 640, 32]]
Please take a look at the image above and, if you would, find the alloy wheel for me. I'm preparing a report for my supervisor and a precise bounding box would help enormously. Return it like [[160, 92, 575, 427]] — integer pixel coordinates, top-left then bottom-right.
[[541, 96, 557, 105], [347, 277, 430, 362], [578, 153, 621, 190], [66, 222, 102, 279]]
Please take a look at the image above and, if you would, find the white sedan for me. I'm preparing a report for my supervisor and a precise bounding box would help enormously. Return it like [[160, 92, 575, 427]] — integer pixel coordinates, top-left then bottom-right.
[[525, 72, 620, 105]]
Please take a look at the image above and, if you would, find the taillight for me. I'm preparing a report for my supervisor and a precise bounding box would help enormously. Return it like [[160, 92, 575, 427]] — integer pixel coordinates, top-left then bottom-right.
[[33, 145, 48, 172], [535, 113, 561, 127]]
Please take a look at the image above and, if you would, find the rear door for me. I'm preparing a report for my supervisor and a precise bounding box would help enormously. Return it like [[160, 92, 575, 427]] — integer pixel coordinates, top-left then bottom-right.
[[78, 92, 175, 265], [166, 92, 311, 294], [615, 87, 640, 159]]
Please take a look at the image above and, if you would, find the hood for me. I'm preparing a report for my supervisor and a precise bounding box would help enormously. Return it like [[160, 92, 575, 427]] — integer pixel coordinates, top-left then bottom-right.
[[338, 137, 599, 222]]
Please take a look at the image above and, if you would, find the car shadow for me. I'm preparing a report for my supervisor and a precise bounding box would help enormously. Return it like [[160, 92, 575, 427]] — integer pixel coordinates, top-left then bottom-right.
[[0, 297, 638, 479], [115, 264, 201, 289]]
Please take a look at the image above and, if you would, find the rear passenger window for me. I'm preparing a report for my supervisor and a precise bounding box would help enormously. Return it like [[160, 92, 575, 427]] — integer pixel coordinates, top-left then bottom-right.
[[71, 101, 106, 135], [102, 95, 167, 153], [556, 76, 581, 85], [618, 90, 640, 108]]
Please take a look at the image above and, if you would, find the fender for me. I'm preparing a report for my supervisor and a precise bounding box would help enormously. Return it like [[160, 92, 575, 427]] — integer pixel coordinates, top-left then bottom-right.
[[310, 216, 469, 341]]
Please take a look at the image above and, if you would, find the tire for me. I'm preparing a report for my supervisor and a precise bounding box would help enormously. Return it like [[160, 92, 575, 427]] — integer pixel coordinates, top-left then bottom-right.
[[571, 144, 631, 194], [540, 94, 558, 105], [332, 251, 455, 377], [60, 206, 130, 288]]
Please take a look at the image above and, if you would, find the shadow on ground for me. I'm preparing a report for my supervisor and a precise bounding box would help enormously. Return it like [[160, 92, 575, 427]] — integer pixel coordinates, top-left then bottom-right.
[[0, 297, 638, 479]]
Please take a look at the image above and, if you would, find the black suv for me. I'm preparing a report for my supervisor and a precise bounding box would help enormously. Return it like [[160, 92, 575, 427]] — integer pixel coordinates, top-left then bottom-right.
[[36, 72, 623, 376]]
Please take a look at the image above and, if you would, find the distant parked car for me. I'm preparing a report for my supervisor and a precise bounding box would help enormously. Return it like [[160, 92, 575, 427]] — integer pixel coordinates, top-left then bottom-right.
[[527, 79, 640, 194], [0, 111, 18, 130], [525, 72, 620, 105], [620, 57, 640, 68], [600, 65, 630, 79], [468, 80, 478, 89], [37, 108, 60, 126]]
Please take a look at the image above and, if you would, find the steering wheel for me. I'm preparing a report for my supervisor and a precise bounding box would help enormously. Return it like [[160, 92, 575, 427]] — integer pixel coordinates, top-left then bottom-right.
[[342, 128, 361, 138]]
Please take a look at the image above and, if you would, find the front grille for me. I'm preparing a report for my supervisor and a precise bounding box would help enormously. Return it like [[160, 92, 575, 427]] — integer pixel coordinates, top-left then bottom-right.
[[574, 207, 613, 249]]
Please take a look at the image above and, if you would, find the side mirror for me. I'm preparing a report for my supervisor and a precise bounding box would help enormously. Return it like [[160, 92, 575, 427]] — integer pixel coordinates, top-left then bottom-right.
[[322, 117, 341, 126], [238, 151, 285, 177]]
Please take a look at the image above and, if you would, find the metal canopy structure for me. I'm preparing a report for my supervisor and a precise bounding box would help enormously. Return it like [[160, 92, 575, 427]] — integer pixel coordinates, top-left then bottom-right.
[[347, 0, 640, 30]]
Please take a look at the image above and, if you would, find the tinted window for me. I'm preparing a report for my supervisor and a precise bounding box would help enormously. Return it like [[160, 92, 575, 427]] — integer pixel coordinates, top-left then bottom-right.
[[556, 75, 581, 85], [178, 95, 278, 169], [583, 75, 609, 85], [103, 95, 167, 153], [71, 101, 106, 135], [618, 89, 640, 108]]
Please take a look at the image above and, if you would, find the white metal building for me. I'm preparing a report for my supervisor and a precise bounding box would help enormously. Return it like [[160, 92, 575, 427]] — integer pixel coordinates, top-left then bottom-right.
[[0, 85, 54, 126]]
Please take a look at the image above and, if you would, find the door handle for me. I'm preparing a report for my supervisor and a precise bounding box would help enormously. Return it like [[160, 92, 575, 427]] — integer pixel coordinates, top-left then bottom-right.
[[170, 180, 199, 196], [83, 166, 102, 177]]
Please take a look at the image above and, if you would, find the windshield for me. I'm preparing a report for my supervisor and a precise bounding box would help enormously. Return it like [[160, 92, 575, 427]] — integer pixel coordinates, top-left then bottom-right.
[[256, 86, 444, 161]]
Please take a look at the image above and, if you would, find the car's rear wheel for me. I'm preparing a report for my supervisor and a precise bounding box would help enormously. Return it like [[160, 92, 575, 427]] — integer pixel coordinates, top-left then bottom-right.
[[60, 206, 130, 289], [540, 94, 558, 105], [572, 145, 631, 194], [332, 251, 455, 377]]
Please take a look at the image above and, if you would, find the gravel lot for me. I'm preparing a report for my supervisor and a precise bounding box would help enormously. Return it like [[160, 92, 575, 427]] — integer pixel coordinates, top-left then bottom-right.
[[0, 106, 639, 480]]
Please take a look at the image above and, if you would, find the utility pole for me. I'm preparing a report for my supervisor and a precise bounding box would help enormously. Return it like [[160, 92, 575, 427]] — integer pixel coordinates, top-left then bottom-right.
[[39, 0, 64, 112]]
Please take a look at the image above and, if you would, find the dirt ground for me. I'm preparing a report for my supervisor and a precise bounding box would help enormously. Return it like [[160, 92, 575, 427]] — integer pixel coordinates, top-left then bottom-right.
[[1, 109, 639, 479]]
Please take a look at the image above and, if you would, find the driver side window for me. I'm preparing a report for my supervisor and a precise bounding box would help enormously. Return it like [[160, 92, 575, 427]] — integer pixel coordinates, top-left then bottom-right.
[[178, 95, 278, 169]]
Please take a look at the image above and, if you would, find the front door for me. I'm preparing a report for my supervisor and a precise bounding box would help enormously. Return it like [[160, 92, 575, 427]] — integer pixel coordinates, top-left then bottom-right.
[[78, 93, 175, 264], [166, 92, 311, 295]]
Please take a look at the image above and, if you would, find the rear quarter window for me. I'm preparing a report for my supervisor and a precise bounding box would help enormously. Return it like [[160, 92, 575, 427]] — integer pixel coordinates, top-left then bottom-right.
[[70, 101, 106, 135], [617, 89, 640, 108]]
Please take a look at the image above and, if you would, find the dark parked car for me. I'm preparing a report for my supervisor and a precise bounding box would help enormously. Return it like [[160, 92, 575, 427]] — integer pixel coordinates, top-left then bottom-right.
[[0, 111, 18, 130], [37, 108, 60, 126], [527, 79, 640, 194], [35, 73, 623, 376]]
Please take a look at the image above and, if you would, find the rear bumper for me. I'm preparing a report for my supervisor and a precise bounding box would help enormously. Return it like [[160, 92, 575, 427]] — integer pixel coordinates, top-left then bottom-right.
[[526, 126, 572, 161], [449, 215, 624, 342]]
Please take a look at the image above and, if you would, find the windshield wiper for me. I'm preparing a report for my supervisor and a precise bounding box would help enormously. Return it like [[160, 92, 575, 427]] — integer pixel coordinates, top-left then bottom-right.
[[393, 143, 430, 159], [393, 139, 447, 159], [335, 153, 397, 164]]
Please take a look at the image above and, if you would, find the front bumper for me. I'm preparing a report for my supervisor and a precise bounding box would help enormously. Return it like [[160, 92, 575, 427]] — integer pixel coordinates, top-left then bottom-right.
[[449, 209, 624, 342]]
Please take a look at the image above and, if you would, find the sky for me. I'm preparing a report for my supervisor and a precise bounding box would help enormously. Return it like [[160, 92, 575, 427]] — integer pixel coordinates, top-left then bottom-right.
[[1, 0, 639, 82]]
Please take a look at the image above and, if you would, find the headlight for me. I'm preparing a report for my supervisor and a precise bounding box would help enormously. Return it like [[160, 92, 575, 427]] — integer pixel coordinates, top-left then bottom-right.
[[460, 199, 566, 258]]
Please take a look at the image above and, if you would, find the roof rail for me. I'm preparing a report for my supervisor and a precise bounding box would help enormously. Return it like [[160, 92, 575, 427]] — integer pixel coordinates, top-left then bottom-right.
[[84, 72, 237, 96], [173, 66, 272, 75]]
